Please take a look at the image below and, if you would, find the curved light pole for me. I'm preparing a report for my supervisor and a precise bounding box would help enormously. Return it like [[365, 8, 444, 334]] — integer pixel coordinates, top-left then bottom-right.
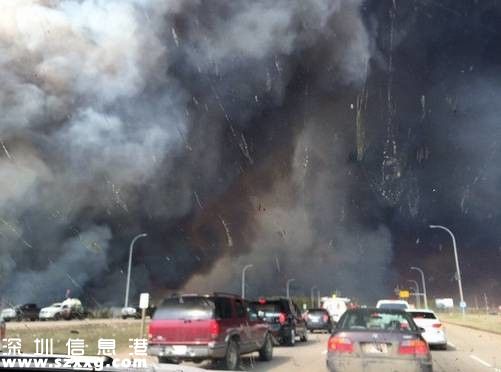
[[310, 286, 318, 308], [124, 233, 148, 308], [410, 266, 428, 309], [241, 264, 253, 298], [286, 278, 296, 299], [429, 224, 465, 315], [406, 279, 421, 308]]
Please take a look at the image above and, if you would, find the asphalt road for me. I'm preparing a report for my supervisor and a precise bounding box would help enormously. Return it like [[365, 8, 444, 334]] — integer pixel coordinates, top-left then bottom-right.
[[181, 323, 501, 371], [6, 319, 501, 371]]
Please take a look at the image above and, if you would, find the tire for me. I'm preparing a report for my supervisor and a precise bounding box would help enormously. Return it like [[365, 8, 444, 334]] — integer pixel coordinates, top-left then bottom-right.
[[157, 357, 179, 364], [300, 329, 308, 342], [222, 339, 240, 370], [258, 334, 273, 361], [54, 313, 61, 321], [285, 328, 296, 346]]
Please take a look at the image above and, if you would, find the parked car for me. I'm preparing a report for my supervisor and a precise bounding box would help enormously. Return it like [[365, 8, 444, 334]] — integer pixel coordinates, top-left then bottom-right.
[[0, 316, 5, 343], [148, 293, 273, 370], [250, 297, 308, 346], [121, 306, 139, 319], [304, 308, 334, 333], [1, 304, 40, 321], [121, 305, 156, 319], [326, 308, 432, 372], [1, 307, 17, 322], [60, 298, 86, 320], [39, 303, 63, 320], [407, 309, 447, 350], [376, 299, 410, 310]]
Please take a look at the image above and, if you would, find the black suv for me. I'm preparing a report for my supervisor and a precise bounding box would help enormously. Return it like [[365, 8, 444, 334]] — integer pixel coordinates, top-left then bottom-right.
[[250, 297, 307, 346], [16, 304, 40, 321]]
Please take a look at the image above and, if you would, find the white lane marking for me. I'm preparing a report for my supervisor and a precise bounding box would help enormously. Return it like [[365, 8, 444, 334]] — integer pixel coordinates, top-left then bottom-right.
[[447, 341, 456, 348], [469, 355, 492, 368]]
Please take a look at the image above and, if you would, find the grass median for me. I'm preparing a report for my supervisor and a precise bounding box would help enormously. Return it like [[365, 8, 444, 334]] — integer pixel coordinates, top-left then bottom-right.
[[440, 312, 501, 334], [5, 319, 148, 355]]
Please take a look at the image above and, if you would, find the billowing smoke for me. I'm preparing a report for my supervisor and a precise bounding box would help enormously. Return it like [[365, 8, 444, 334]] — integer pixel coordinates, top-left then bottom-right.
[[2, 0, 500, 307]]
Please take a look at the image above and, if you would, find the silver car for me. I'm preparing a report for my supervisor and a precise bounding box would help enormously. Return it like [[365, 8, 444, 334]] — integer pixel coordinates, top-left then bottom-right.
[[326, 308, 432, 372]]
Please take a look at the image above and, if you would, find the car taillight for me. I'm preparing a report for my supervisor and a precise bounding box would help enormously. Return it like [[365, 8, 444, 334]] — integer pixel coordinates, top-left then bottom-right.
[[278, 312, 287, 325], [209, 320, 220, 339], [148, 333, 152, 341], [328, 336, 353, 353], [323, 314, 329, 322], [432, 323, 442, 329], [399, 339, 429, 356]]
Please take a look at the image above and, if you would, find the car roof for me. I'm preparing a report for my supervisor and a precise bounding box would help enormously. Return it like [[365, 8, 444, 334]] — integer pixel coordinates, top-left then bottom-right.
[[345, 307, 408, 314], [406, 308, 436, 313]]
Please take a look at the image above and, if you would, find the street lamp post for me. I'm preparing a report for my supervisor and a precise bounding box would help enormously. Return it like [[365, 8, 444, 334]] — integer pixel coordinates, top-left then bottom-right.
[[310, 286, 318, 308], [406, 279, 421, 308], [410, 266, 428, 309], [429, 224, 466, 315], [124, 233, 148, 308], [286, 279, 296, 299], [241, 264, 253, 299]]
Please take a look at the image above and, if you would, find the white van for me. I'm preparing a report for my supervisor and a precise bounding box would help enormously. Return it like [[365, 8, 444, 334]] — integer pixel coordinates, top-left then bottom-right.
[[321, 297, 351, 323]]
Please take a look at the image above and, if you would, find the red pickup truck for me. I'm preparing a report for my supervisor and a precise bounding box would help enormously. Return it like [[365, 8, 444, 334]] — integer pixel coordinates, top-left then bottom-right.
[[148, 293, 273, 370]]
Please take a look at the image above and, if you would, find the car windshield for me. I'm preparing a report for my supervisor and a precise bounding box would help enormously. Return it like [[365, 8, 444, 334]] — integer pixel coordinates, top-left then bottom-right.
[[153, 297, 215, 320], [409, 311, 437, 319], [378, 303, 408, 310], [1, 2, 498, 370], [338, 310, 417, 332]]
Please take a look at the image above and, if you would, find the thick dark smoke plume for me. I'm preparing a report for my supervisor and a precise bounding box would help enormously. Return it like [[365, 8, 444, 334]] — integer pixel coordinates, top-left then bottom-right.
[[1, 0, 501, 306]]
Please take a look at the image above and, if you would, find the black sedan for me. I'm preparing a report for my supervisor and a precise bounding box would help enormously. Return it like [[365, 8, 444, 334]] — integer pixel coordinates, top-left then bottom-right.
[[326, 308, 432, 372], [304, 308, 333, 333]]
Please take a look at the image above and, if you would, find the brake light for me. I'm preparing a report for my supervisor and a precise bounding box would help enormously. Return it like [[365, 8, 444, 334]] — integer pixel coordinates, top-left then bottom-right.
[[278, 312, 287, 325], [399, 339, 429, 355], [323, 314, 329, 322], [432, 323, 442, 329], [258, 297, 266, 304], [328, 336, 354, 353], [209, 320, 220, 339]]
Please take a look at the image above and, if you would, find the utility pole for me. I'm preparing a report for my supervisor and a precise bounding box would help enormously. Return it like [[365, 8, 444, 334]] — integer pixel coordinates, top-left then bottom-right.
[[241, 264, 253, 299]]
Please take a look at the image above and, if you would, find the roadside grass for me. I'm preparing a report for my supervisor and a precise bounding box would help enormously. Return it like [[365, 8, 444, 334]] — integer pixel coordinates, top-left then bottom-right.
[[440, 312, 501, 334], [5, 321, 146, 355]]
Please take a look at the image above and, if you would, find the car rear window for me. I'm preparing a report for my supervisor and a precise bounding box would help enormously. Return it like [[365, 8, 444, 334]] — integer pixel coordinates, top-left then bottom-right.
[[409, 311, 436, 319], [308, 309, 328, 316], [154, 297, 215, 320], [339, 310, 417, 332], [251, 301, 287, 316], [378, 303, 408, 310]]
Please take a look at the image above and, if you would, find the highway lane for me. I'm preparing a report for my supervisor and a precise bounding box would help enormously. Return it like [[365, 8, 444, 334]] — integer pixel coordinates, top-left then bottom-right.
[[239, 323, 501, 371], [6, 319, 501, 371]]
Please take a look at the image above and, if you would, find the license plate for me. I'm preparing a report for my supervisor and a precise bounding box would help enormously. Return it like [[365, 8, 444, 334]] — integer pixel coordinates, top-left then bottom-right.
[[172, 345, 188, 355], [310, 316, 320, 322], [362, 343, 388, 353]]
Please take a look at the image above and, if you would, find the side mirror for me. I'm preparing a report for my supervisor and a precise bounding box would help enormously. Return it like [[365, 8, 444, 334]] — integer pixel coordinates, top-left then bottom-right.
[[418, 327, 426, 333]]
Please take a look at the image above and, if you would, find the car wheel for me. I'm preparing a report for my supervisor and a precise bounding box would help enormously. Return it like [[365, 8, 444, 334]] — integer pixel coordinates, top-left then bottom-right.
[[258, 334, 273, 361], [300, 329, 308, 342], [157, 357, 179, 364], [54, 313, 61, 321], [223, 339, 240, 370], [285, 328, 296, 346]]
